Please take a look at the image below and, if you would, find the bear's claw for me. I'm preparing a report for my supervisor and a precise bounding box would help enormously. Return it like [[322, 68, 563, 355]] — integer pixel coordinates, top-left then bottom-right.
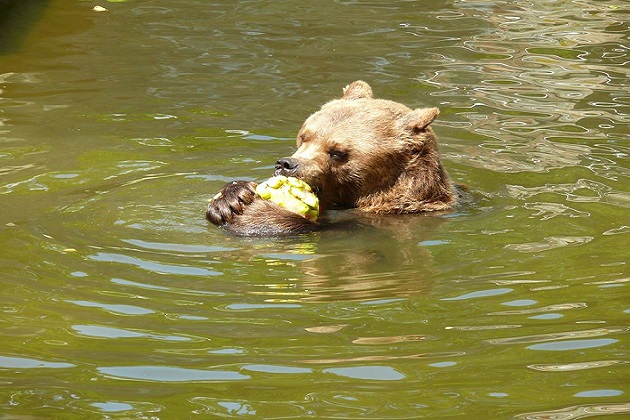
[[206, 181, 257, 226]]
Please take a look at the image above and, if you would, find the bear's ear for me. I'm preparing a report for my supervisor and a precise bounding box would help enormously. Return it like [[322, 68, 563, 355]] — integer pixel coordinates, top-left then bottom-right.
[[402, 107, 440, 133], [342, 80, 373, 100]]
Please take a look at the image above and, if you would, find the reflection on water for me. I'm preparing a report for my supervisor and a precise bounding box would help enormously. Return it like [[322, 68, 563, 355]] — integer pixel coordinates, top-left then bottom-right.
[[528, 360, 629, 372], [0, 0, 628, 418], [515, 402, 630, 420]]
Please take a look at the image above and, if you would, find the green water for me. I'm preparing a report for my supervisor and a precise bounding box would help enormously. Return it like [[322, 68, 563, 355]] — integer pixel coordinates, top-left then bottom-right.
[[1, 0, 628, 418]]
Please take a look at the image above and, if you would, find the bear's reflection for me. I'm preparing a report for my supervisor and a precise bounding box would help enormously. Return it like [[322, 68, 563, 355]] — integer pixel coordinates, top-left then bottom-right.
[[226, 211, 447, 302]]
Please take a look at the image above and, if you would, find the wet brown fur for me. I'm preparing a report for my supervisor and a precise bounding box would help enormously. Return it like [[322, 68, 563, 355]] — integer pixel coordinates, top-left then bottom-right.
[[206, 81, 457, 235]]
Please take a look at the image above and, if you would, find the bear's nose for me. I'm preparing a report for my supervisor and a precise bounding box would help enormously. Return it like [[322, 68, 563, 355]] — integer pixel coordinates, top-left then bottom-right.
[[275, 157, 300, 175]]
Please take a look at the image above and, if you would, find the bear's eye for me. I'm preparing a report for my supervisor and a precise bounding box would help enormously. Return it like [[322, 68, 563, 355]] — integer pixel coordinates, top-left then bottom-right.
[[328, 150, 348, 162]]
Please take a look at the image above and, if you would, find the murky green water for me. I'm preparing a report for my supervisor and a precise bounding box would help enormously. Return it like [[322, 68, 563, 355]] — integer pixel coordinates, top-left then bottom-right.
[[1, 0, 628, 418]]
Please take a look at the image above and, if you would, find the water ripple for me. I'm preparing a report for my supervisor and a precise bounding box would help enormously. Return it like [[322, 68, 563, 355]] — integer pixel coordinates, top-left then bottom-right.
[[190, 397, 300, 417], [111, 278, 225, 296], [352, 335, 428, 345], [88, 252, 221, 276], [323, 366, 405, 381], [72, 324, 197, 342], [505, 236, 593, 253], [528, 360, 629, 372], [98, 365, 249, 382], [528, 338, 617, 351], [489, 302, 587, 316], [524, 202, 590, 220], [122, 239, 237, 253], [486, 326, 629, 345], [0, 355, 74, 369], [442, 288, 512, 301], [515, 402, 630, 420], [507, 179, 629, 206], [65, 299, 154, 316], [242, 364, 312, 375], [298, 351, 465, 365]]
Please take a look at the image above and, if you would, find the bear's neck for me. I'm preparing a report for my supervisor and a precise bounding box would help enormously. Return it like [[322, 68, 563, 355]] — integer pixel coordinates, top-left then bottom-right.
[[356, 148, 455, 214]]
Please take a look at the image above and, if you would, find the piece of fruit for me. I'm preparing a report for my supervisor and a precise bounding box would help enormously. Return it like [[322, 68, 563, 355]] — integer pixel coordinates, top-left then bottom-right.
[[255, 176, 319, 222]]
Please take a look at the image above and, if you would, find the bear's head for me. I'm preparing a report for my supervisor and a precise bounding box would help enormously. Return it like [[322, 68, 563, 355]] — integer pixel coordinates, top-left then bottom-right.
[[275, 81, 454, 213]]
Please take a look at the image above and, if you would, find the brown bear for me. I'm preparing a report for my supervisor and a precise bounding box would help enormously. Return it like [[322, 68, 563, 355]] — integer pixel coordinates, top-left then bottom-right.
[[206, 80, 458, 236]]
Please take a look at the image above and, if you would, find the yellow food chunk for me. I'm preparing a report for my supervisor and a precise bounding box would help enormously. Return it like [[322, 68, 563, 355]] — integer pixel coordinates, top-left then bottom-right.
[[255, 176, 319, 222]]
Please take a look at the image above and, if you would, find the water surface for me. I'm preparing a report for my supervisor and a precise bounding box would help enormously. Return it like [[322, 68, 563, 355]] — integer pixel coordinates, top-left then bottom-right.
[[1, 0, 628, 418]]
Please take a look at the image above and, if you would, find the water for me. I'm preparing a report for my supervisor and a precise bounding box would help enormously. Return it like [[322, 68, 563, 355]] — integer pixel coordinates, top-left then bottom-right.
[[1, 0, 628, 418]]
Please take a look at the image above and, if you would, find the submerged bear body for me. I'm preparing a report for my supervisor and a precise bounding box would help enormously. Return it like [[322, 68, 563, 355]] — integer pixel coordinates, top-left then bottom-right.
[[207, 81, 458, 236]]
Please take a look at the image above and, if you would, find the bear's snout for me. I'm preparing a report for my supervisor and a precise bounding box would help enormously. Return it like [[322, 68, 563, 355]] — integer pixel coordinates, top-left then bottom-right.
[[275, 157, 300, 176]]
